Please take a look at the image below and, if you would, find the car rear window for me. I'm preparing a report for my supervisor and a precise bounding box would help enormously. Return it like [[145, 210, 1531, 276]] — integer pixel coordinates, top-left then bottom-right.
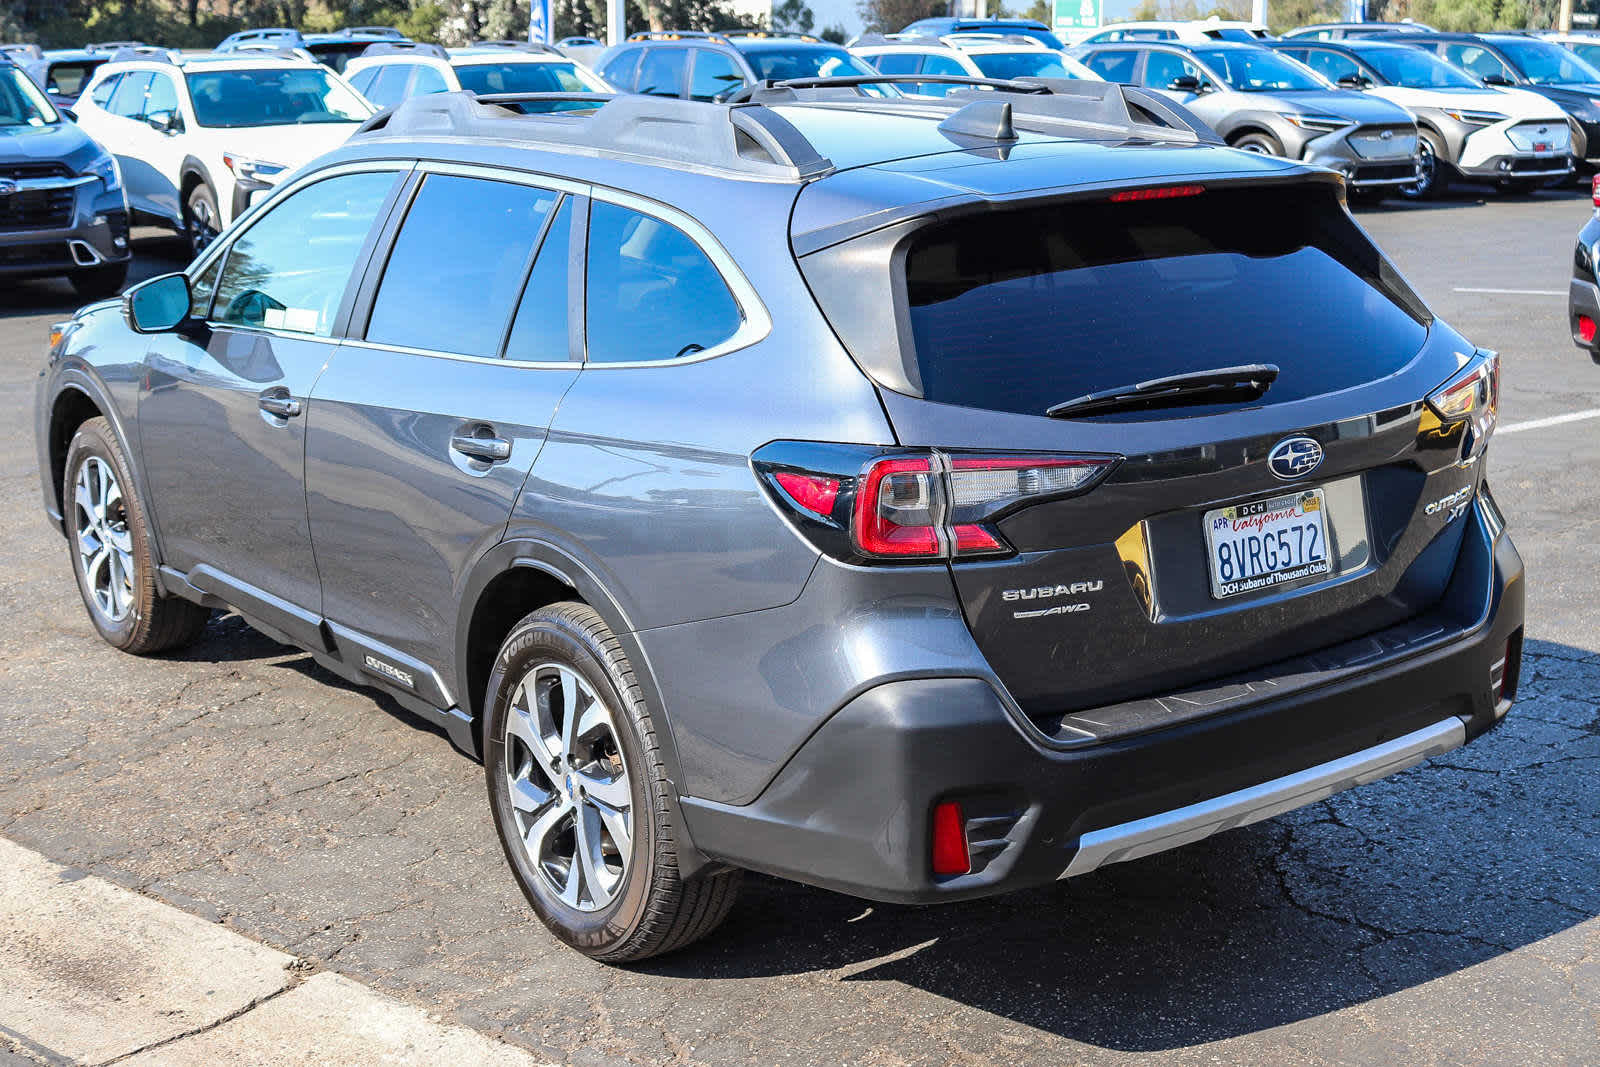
[[901, 184, 1429, 418]]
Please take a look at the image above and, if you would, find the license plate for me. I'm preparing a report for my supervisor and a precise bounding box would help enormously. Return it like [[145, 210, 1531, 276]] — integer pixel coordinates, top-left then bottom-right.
[[1204, 489, 1330, 600]]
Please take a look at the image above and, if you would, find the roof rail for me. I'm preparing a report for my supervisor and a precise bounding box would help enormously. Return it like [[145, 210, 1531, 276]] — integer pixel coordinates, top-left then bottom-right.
[[354, 90, 834, 182], [468, 39, 566, 54], [346, 26, 406, 38], [361, 41, 450, 59], [734, 75, 1222, 145], [0, 43, 44, 60], [847, 32, 934, 46], [226, 44, 310, 60], [721, 30, 821, 42], [626, 30, 729, 43], [944, 32, 1049, 47]]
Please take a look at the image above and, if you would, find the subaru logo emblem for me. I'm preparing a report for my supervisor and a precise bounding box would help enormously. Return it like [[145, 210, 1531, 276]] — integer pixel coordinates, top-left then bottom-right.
[[0, 179, 15, 197], [1380, 129, 1393, 140], [1267, 436, 1324, 480]]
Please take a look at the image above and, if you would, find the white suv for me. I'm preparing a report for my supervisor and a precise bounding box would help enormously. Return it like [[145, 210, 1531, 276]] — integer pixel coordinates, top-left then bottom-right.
[[344, 42, 610, 112], [851, 34, 1099, 94], [72, 53, 372, 253]]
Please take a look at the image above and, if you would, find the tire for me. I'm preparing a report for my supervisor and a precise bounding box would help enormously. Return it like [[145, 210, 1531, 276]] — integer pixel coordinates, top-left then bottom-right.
[[484, 602, 741, 962], [69, 263, 129, 300], [1230, 131, 1284, 156], [1403, 131, 1449, 200], [184, 182, 222, 257], [63, 417, 211, 654]]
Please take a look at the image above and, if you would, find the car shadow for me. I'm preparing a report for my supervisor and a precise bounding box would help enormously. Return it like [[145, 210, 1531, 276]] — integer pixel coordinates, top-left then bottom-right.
[[626, 636, 1598, 1052], [1351, 182, 1590, 214]]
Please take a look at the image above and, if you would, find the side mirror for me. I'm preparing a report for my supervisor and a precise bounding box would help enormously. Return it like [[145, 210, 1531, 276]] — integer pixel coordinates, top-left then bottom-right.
[[1483, 73, 1514, 87], [1336, 74, 1369, 89], [146, 110, 182, 134], [1168, 74, 1203, 92], [60, 107, 77, 122], [124, 273, 192, 333]]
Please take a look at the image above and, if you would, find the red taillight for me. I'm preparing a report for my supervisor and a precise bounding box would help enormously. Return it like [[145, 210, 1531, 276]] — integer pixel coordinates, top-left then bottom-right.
[[931, 801, 970, 876], [853, 457, 942, 558], [1591, 173, 1599, 208], [1109, 184, 1205, 203], [1581, 315, 1596, 344], [754, 445, 1119, 564], [773, 471, 839, 517]]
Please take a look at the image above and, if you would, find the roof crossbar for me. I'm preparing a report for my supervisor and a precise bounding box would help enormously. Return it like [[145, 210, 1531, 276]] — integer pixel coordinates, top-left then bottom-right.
[[361, 41, 450, 59], [355, 90, 835, 182], [470, 39, 566, 54]]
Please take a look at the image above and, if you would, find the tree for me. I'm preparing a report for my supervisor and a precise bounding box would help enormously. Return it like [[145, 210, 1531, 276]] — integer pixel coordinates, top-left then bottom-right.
[[856, 0, 942, 33], [817, 19, 844, 39], [771, 0, 812, 31]]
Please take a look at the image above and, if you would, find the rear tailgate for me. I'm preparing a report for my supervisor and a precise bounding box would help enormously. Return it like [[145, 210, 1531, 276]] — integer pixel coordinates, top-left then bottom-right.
[[799, 178, 1489, 737]]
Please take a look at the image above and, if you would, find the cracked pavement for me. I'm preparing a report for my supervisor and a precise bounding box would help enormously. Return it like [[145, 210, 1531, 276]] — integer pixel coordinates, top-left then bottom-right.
[[2, 192, 1599, 1065]]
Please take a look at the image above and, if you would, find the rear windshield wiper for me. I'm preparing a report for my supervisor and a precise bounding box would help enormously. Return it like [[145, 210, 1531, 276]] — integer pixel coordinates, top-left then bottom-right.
[[1046, 364, 1280, 419]]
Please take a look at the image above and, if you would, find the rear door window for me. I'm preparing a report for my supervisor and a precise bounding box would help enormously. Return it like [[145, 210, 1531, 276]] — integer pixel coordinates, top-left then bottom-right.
[[689, 48, 744, 101], [584, 201, 741, 363], [366, 174, 559, 357], [107, 71, 152, 118], [411, 64, 449, 94], [1083, 49, 1138, 83], [504, 197, 575, 361], [900, 185, 1429, 418], [1141, 51, 1201, 89], [598, 47, 641, 90], [869, 52, 921, 74], [636, 48, 687, 96], [366, 63, 415, 108]]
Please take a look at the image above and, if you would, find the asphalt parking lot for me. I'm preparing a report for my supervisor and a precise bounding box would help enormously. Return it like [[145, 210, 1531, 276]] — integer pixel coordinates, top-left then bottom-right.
[[1, 188, 1598, 1065]]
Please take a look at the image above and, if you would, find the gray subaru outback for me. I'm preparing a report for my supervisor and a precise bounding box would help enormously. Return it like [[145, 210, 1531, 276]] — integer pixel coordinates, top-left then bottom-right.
[[35, 77, 1524, 962]]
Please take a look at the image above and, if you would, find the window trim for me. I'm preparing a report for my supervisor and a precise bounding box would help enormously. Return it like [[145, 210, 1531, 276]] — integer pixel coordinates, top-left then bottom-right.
[[187, 160, 415, 341]]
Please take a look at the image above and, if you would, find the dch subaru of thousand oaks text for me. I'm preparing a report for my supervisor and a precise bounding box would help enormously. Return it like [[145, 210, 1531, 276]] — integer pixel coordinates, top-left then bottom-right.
[[34, 78, 1524, 962]]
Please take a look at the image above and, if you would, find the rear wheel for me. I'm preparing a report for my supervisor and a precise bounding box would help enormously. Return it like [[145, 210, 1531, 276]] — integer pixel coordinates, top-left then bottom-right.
[[63, 417, 210, 653], [485, 602, 740, 962], [1230, 131, 1284, 156], [69, 263, 128, 300], [184, 182, 221, 256]]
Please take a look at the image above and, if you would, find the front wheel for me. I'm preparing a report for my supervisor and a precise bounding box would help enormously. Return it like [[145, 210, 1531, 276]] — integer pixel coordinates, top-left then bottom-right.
[[484, 602, 741, 962], [63, 417, 211, 653], [1230, 131, 1284, 156], [184, 182, 221, 257], [1402, 132, 1449, 200]]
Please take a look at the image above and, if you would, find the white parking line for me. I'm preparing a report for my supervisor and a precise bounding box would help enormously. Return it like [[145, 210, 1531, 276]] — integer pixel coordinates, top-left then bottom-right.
[[1499, 408, 1600, 435], [1452, 287, 1567, 296]]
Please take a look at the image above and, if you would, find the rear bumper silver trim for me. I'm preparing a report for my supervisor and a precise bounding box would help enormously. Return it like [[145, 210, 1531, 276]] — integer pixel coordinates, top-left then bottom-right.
[[1061, 716, 1467, 877]]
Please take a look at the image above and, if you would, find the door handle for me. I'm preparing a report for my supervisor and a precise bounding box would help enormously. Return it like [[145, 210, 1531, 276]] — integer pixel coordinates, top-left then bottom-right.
[[451, 432, 512, 463], [258, 390, 301, 418]]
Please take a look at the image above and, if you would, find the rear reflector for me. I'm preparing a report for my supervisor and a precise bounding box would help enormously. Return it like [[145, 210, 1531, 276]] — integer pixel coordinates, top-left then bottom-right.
[[1581, 315, 1596, 344], [1109, 184, 1205, 203], [931, 801, 971, 876], [1592, 173, 1600, 208], [773, 471, 839, 517]]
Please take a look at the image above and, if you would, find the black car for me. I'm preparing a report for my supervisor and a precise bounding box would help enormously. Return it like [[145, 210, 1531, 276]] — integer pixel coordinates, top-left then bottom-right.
[[1379, 31, 1600, 171]]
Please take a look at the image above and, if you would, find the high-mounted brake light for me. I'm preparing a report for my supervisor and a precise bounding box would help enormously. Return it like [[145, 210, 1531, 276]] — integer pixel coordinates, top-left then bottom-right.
[[1109, 184, 1205, 203], [753, 444, 1120, 565]]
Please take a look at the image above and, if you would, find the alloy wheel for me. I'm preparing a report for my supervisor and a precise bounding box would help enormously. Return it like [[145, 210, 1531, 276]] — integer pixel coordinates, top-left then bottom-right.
[[1406, 140, 1436, 199], [189, 196, 219, 253], [503, 662, 633, 912], [73, 456, 135, 623]]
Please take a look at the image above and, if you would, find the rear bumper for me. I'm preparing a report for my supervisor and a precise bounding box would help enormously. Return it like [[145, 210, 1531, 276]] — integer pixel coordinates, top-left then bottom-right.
[[681, 496, 1523, 903], [1570, 216, 1600, 359]]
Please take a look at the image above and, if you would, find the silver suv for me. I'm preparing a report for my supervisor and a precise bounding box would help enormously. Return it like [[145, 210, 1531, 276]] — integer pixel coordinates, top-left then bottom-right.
[[36, 79, 1523, 962], [1075, 40, 1422, 197]]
